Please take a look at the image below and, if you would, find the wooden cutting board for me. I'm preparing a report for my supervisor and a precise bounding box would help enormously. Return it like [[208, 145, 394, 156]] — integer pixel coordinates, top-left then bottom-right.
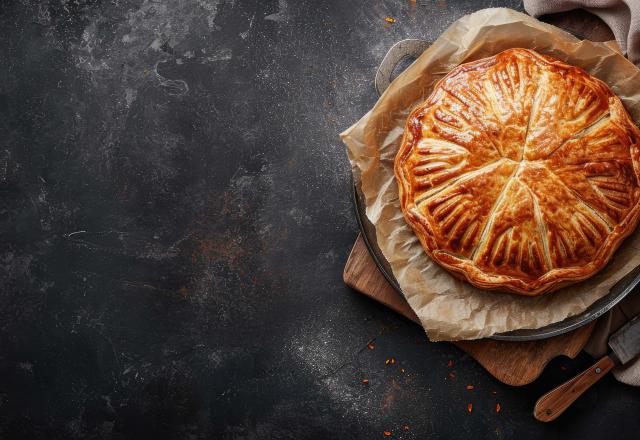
[[344, 234, 595, 386]]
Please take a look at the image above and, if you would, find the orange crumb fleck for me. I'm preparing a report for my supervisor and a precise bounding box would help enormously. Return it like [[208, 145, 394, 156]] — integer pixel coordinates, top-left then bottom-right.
[[362, 378, 369, 384], [491, 390, 497, 395], [496, 403, 501, 413], [390, 357, 396, 365], [367, 343, 375, 350], [467, 403, 473, 413], [466, 385, 474, 390], [384, 431, 392, 437], [448, 372, 456, 380], [447, 360, 453, 367], [403, 424, 410, 431], [384, 17, 396, 23], [400, 368, 405, 373], [385, 358, 390, 365]]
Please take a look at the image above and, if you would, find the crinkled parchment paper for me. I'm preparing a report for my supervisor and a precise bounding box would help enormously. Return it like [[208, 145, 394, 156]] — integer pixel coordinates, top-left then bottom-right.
[[340, 8, 640, 341]]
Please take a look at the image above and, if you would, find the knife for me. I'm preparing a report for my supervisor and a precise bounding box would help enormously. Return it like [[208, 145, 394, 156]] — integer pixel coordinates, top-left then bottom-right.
[[534, 313, 640, 422]]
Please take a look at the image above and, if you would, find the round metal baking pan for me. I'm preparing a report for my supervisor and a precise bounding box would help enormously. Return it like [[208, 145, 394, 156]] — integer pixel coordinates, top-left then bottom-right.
[[353, 38, 640, 340], [352, 179, 640, 341]]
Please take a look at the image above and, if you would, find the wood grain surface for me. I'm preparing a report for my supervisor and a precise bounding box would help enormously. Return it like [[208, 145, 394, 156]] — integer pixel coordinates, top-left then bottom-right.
[[344, 234, 595, 386]]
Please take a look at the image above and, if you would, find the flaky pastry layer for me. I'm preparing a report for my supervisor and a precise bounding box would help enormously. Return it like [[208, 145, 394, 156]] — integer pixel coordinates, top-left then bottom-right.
[[395, 48, 640, 296]]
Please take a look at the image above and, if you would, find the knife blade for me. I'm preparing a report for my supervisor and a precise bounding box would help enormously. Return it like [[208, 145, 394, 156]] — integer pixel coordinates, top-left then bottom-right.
[[609, 314, 640, 365]]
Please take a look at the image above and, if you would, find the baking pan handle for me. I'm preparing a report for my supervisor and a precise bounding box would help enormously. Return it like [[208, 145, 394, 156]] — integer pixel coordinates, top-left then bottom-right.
[[375, 39, 430, 96]]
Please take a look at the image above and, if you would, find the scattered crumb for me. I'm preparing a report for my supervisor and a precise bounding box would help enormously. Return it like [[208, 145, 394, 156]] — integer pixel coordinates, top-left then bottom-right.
[[467, 403, 473, 413], [384, 431, 392, 437], [466, 385, 474, 390], [448, 371, 456, 380], [367, 343, 375, 350], [362, 378, 369, 384], [403, 424, 410, 431], [447, 360, 454, 367], [400, 368, 405, 373], [491, 390, 497, 395], [384, 17, 396, 23], [496, 403, 501, 413]]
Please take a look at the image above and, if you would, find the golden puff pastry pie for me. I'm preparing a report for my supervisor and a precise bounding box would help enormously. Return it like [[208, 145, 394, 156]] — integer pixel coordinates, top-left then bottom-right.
[[395, 48, 640, 296]]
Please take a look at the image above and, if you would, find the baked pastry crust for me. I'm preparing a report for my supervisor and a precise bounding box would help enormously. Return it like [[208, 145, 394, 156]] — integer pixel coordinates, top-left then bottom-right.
[[395, 48, 640, 296]]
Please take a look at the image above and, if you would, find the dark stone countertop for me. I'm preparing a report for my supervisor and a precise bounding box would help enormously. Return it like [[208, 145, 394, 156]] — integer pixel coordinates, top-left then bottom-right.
[[1, 0, 638, 438]]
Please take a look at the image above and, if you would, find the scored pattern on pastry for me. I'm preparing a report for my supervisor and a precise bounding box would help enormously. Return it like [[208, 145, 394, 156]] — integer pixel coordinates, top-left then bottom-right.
[[395, 48, 640, 296]]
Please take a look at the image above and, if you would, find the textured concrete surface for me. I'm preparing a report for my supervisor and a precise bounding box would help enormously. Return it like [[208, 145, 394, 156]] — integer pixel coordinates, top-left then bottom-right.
[[1, 0, 639, 439]]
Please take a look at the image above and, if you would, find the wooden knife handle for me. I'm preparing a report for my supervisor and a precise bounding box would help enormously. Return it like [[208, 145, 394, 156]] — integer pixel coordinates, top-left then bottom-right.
[[534, 355, 616, 422]]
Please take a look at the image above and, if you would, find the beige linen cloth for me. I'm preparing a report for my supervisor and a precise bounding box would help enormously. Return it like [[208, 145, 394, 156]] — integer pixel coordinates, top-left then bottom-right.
[[524, 0, 640, 386], [525, 0, 640, 64]]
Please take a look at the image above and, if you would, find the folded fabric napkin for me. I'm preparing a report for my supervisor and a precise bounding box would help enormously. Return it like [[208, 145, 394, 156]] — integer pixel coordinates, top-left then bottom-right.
[[524, 0, 640, 64], [524, 0, 640, 387]]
